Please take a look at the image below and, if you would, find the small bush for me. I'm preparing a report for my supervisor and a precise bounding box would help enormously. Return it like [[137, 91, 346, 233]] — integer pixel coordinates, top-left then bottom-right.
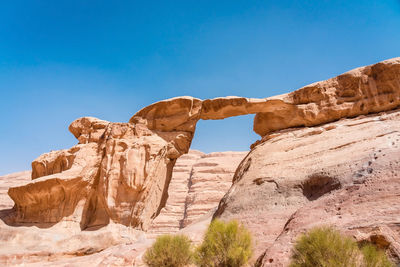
[[144, 234, 193, 267], [290, 226, 360, 267], [195, 219, 253, 267], [289, 226, 394, 267], [361, 243, 393, 267]]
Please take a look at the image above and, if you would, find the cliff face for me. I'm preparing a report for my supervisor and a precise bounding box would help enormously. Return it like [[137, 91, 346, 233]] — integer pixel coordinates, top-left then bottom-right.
[[148, 150, 247, 235], [1, 57, 400, 266], [147, 150, 204, 234], [214, 109, 400, 265]]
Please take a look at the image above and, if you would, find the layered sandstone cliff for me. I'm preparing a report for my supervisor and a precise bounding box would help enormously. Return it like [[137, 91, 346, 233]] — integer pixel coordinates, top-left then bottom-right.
[[148, 150, 247, 235], [147, 150, 204, 234]]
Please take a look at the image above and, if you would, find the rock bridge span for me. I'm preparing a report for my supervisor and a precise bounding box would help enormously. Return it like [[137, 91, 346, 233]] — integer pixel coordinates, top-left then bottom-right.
[[6, 57, 400, 230]]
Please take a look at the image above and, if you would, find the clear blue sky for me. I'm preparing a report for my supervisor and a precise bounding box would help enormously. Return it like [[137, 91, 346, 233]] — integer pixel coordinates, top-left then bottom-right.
[[1, 0, 399, 175]]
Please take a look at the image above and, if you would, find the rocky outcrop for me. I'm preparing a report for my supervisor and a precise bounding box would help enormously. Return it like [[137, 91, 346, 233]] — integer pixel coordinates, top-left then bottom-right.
[[7, 113, 195, 230], [5, 57, 400, 242], [201, 58, 400, 137], [0, 149, 241, 266], [0, 171, 140, 265], [253, 58, 400, 136], [129, 58, 400, 138], [129, 96, 202, 134], [149, 150, 247, 234], [214, 110, 400, 265]]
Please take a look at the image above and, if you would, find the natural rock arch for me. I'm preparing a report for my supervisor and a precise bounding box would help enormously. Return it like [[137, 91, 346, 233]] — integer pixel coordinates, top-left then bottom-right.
[[5, 57, 400, 230]]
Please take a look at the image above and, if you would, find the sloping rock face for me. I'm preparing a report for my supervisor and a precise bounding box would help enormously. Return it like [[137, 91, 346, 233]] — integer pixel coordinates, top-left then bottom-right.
[[215, 110, 400, 265], [148, 150, 247, 234]]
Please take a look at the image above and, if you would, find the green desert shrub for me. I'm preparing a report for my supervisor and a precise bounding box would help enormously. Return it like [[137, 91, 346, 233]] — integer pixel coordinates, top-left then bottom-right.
[[144, 234, 193, 267], [360, 243, 393, 267], [289, 226, 360, 267], [195, 219, 253, 267], [289, 226, 394, 267]]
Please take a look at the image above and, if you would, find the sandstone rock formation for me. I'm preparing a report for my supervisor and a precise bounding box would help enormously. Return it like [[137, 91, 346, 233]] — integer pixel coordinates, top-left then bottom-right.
[[253, 57, 400, 136], [148, 150, 247, 235], [182, 151, 247, 227], [8, 57, 400, 233], [0, 150, 234, 266], [7, 114, 195, 231], [215, 110, 400, 265], [147, 150, 204, 235], [1, 57, 400, 266], [201, 58, 400, 137]]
